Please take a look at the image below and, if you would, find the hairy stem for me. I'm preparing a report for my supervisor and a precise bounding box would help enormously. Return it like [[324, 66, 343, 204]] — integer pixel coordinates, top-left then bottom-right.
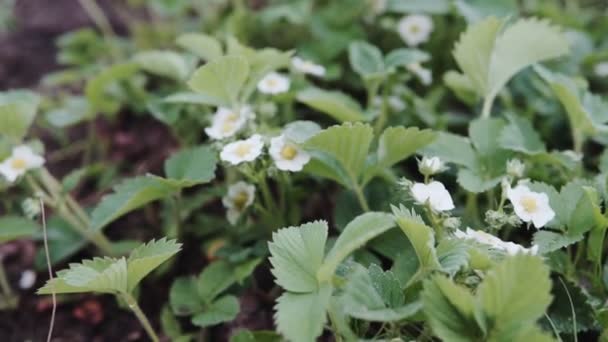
[[122, 292, 159, 342]]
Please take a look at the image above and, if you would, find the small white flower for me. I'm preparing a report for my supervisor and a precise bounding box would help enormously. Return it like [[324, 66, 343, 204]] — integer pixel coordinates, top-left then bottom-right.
[[19, 269, 36, 289], [454, 228, 538, 255], [562, 150, 583, 162], [269, 135, 311, 172], [594, 61, 608, 77], [0, 145, 45, 183], [411, 181, 454, 212], [407, 63, 432, 85], [397, 14, 434, 47], [292, 57, 326, 77], [205, 106, 252, 140], [507, 184, 555, 228], [418, 156, 444, 176], [388, 96, 406, 111], [506, 159, 525, 178], [222, 181, 256, 225], [257, 72, 290, 94], [220, 134, 264, 165]]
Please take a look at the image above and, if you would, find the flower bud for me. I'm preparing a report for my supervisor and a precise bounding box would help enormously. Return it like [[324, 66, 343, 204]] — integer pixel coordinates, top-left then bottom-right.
[[506, 159, 525, 178], [418, 156, 444, 176], [22, 197, 40, 219], [443, 217, 461, 230]]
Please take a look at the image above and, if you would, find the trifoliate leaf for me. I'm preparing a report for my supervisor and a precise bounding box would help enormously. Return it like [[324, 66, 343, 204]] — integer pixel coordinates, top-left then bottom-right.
[[0, 216, 39, 243], [477, 254, 553, 340], [176, 33, 223, 61], [296, 87, 366, 122], [197, 260, 237, 302], [170, 276, 204, 316], [532, 231, 584, 254], [0, 90, 40, 141], [348, 41, 385, 80], [164, 145, 218, 187], [126, 238, 182, 292], [192, 295, 240, 328], [422, 275, 483, 342], [38, 257, 128, 294], [392, 205, 441, 284], [317, 212, 395, 282], [268, 221, 328, 293], [498, 113, 546, 155], [187, 55, 250, 107], [305, 122, 373, 188], [274, 283, 332, 342], [133, 50, 191, 81]]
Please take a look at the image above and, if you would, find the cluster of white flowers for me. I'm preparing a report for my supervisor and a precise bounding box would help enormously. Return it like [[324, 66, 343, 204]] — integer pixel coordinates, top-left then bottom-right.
[[292, 57, 326, 77], [205, 106, 253, 140], [222, 181, 256, 225], [507, 184, 555, 228], [411, 181, 454, 212], [397, 14, 434, 47], [454, 228, 539, 256], [257, 72, 290, 94], [0, 145, 45, 183]]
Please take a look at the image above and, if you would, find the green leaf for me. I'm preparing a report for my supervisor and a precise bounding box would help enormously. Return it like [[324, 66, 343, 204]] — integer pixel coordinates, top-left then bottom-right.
[[274, 283, 332, 342], [268, 221, 328, 293], [392, 205, 441, 284], [38, 257, 128, 294], [296, 87, 366, 122], [176, 33, 223, 61], [422, 275, 483, 342], [0, 216, 39, 243], [457, 168, 502, 193], [45, 96, 91, 128], [126, 238, 182, 292], [133, 50, 191, 81], [370, 126, 436, 173], [198, 260, 237, 301], [170, 276, 204, 316], [85, 63, 140, 115], [545, 279, 596, 334], [192, 295, 240, 327], [305, 122, 373, 187], [187, 55, 250, 107], [163, 92, 223, 105], [282, 121, 322, 144], [164, 145, 218, 186], [469, 118, 506, 156], [348, 41, 385, 79], [317, 212, 395, 282], [387, 0, 450, 13], [498, 114, 546, 155], [421, 132, 477, 167], [0, 90, 40, 141], [90, 176, 179, 231], [384, 48, 430, 71], [532, 231, 583, 254], [454, 17, 569, 109], [478, 254, 553, 340], [437, 238, 469, 277]]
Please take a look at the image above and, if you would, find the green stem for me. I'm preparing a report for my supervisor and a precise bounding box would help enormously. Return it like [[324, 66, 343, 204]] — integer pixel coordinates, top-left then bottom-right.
[[0, 260, 16, 308], [121, 292, 159, 342], [353, 182, 370, 212], [171, 192, 182, 239], [481, 96, 493, 118], [77, 0, 121, 60]]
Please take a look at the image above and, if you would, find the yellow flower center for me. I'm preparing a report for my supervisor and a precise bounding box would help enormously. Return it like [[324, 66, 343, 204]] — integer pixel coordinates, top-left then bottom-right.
[[222, 121, 235, 133], [267, 78, 278, 87], [235, 143, 252, 157], [520, 196, 538, 213], [280, 145, 298, 160], [409, 24, 420, 34], [11, 158, 27, 170], [233, 191, 250, 210], [226, 112, 239, 121]]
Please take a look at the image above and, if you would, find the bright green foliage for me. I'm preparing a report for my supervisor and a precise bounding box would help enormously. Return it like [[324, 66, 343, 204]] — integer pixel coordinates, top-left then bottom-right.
[[0, 90, 40, 141], [133, 50, 191, 81], [198, 260, 240, 300], [317, 212, 395, 282], [269, 221, 328, 293], [45, 96, 91, 128], [498, 113, 546, 154], [282, 120, 322, 144], [422, 132, 477, 167], [38, 238, 181, 294], [0, 216, 39, 243], [392, 205, 441, 284], [453, 17, 569, 116], [423, 254, 554, 342], [437, 238, 470, 277], [274, 283, 332, 342], [340, 264, 422, 322], [176, 33, 223, 61], [384, 48, 430, 71], [192, 295, 240, 327], [533, 231, 584, 254], [348, 41, 385, 80], [387, 0, 450, 13], [187, 55, 250, 107], [164, 145, 218, 187], [296, 87, 366, 122], [85, 63, 140, 115]]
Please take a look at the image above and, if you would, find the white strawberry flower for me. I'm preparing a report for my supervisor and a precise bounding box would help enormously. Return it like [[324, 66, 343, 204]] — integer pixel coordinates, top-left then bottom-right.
[[269, 135, 311, 172], [257, 72, 290, 94], [594, 61, 608, 77], [222, 181, 256, 225], [411, 181, 454, 212], [291, 57, 326, 77], [397, 14, 434, 47], [0, 145, 45, 183], [205, 106, 252, 140], [418, 156, 444, 176], [454, 228, 539, 256], [407, 63, 432, 85], [507, 184, 555, 228], [220, 134, 264, 165]]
